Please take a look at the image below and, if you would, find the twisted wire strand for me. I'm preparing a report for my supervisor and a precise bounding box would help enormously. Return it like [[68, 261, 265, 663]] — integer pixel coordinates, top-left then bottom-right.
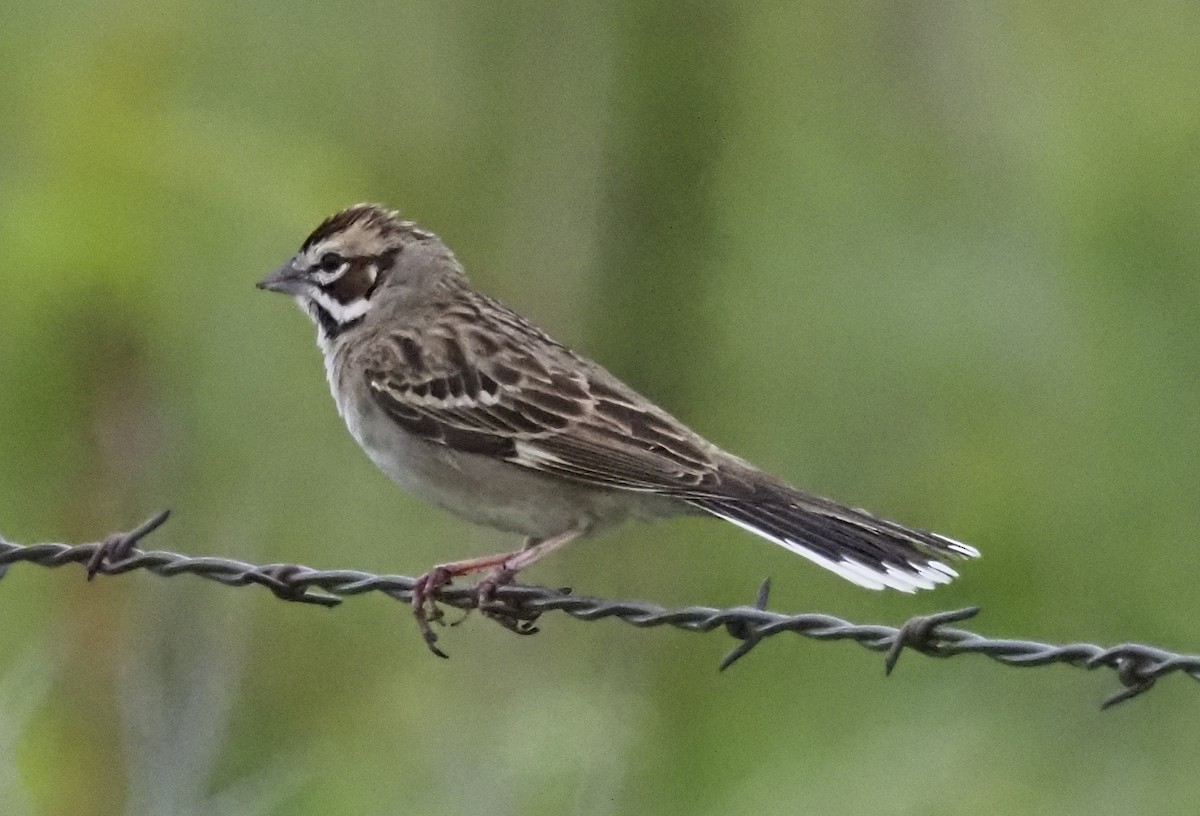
[[2, 511, 1197, 709]]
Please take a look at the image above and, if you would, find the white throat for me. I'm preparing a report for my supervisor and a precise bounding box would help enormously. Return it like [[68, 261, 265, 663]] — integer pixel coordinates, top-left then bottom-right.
[[296, 291, 370, 355], [309, 290, 370, 323]]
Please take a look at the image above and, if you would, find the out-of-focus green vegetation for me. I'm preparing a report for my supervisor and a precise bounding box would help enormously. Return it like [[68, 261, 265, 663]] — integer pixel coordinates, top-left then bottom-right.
[[2, 3, 1199, 814]]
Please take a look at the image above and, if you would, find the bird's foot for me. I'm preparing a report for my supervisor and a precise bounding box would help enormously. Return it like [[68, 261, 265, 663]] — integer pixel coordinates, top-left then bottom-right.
[[411, 566, 454, 658], [473, 567, 541, 636], [410, 531, 583, 656], [444, 566, 537, 635]]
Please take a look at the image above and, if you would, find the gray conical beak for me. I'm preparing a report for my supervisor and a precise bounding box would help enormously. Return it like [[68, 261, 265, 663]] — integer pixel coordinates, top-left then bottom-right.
[[257, 260, 307, 295]]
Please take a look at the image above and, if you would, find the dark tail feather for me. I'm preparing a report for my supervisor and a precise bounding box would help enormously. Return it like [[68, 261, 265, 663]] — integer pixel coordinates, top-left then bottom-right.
[[688, 488, 979, 593]]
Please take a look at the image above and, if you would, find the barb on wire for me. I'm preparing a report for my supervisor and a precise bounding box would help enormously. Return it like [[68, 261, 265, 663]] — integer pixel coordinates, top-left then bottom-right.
[[2, 511, 1198, 710]]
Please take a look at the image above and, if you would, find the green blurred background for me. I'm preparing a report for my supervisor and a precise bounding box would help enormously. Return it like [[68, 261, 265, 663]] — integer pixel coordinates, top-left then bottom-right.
[[3, 3, 1199, 814]]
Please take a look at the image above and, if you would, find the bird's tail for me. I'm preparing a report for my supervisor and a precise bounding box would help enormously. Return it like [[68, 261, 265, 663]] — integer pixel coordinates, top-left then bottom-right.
[[687, 480, 979, 592]]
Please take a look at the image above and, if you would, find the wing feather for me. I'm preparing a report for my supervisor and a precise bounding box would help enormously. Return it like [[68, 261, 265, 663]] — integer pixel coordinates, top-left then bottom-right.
[[363, 304, 723, 496], [357, 296, 978, 591]]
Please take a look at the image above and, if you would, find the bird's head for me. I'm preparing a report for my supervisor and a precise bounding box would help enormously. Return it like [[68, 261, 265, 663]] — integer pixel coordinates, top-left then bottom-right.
[[258, 203, 464, 340]]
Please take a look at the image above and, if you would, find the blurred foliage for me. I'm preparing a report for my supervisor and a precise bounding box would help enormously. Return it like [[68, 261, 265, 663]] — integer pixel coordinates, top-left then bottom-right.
[[2, 2, 1200, 814]]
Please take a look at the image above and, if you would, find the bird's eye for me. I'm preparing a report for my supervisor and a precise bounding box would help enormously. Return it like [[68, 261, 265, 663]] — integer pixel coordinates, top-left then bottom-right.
[[318, 253, 346, 272]]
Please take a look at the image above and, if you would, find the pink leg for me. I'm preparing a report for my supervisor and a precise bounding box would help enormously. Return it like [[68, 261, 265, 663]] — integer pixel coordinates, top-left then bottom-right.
[[412, 527, 585, 657]]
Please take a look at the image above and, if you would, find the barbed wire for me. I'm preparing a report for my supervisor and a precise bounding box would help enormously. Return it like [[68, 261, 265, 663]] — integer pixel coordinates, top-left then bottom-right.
[[2, 510, 1197, 709]]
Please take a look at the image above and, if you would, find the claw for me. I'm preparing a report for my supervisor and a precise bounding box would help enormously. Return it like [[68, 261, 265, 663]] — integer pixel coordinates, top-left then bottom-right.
[[406, 528, 583, 656], [411, 567, 453, 658], [475, 567, 542, 636], [473, 566, 514, 609]]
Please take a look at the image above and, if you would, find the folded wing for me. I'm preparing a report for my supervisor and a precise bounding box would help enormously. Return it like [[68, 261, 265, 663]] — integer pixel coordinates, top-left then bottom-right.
[[362, 299, 979, 592]]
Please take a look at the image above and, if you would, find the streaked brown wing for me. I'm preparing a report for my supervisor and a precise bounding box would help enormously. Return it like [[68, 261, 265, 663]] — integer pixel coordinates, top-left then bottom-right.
[[362, 306, 722, 496]]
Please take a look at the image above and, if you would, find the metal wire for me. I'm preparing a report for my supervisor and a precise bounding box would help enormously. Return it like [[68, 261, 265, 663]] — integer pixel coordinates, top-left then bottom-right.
[[2, 510, 1197, 709]]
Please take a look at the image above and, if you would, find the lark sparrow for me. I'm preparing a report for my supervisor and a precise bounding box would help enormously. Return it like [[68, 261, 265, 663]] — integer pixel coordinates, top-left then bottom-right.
[[258, 204, 979, 655]]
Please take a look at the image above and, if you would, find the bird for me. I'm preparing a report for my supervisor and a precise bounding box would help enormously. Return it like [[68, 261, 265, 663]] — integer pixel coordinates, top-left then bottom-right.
[[257, 203, 979, 655]]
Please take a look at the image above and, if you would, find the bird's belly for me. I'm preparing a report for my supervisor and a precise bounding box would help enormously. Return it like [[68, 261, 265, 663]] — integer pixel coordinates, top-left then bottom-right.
[[343, 398, 642, 538]]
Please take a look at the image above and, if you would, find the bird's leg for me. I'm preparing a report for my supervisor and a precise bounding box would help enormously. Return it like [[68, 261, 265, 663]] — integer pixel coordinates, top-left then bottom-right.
[[412, 527, 584, 657], [412, 551, 513, 658], [473, 528, 584, 611]]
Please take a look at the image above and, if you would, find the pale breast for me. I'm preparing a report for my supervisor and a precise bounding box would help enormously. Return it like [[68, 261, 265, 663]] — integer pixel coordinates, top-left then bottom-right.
[[328, 346, 672, 538]]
